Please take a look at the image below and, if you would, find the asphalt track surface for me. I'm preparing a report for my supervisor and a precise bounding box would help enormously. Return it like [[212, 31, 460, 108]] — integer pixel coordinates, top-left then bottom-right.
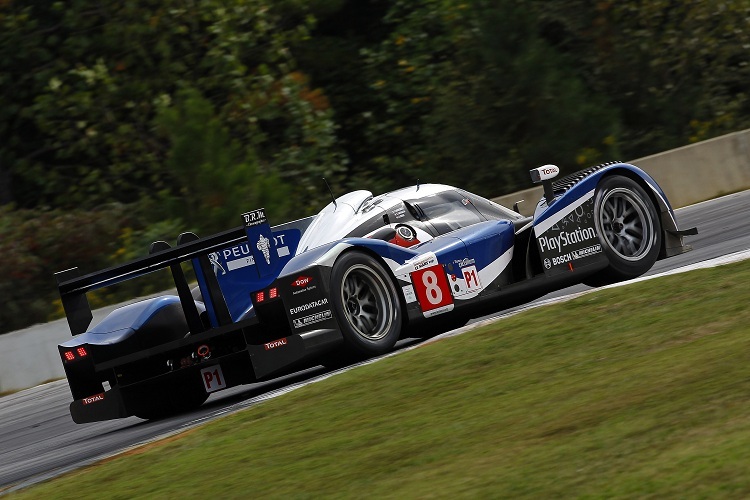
[[1, 190, 746, 493]]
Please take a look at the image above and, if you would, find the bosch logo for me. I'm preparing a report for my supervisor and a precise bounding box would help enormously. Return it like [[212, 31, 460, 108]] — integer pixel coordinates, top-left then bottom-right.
[[552, 254, 573, 265], [292, 276, 313, 287], [544, 258, 551, 269]]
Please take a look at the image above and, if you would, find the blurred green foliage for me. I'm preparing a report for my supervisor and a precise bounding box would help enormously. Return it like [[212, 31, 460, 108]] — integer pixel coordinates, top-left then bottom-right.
[[0, 0, 748, 333]]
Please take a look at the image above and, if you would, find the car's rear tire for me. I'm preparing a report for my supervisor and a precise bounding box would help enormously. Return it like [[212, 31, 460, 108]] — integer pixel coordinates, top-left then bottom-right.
[[329, 252, 402, 358], [585, 175, 662, 285]]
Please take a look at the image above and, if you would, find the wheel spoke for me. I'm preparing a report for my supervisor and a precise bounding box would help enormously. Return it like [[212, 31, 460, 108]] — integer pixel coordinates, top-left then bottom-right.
[[343, 276, 356, 299], [351, 314, 365, 332], [360, 311, 378, 333], [353, 278, 365, 299], [624, 224, 643, 238], [625, 238, 637, 255], [621, 203, 635, 220], [614, 238, 626, 254], [614, 196, 624, 218]]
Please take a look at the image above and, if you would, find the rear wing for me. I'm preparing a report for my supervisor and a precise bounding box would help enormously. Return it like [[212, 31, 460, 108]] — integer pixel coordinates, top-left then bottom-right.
[[55, 213, 314, 336]]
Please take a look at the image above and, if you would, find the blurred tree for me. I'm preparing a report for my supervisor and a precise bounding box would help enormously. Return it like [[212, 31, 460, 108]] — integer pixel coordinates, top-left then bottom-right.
[[155, 87, 295, 233], [292, 0, 393, 194], [0, 204, 127, 332], [532, 0, 750, 156], [350, 0, 620, 196], [0, 0, 345, 211]]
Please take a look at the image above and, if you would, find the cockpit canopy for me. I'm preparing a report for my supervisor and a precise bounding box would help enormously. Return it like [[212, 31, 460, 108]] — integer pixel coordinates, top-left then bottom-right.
[[296, 184, 522, 254]]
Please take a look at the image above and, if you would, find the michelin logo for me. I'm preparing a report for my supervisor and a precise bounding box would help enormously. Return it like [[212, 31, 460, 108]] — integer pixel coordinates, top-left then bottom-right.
[[293, 310, 332, 329], [538, 227, 596, 252], [571, 244, 602, 259], [257, 234, 271, 265]]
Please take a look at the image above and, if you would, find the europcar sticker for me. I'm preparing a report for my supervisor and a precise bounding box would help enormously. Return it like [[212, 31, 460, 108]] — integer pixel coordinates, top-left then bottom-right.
[[535, 196, 603, 276]]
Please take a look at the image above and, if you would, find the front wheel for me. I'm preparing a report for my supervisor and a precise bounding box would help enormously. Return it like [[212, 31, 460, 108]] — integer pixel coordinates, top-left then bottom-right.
[[586, 175, 662, 285], [330, 252, 402, 358]]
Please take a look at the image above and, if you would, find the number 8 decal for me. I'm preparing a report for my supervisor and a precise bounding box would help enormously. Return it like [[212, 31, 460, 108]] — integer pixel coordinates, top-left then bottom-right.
[[422, 270, 443, 304], [411, 264, 454, 317]]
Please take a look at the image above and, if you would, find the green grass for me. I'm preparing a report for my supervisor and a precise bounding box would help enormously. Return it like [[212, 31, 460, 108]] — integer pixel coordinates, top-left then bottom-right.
[[14, 260, 750, 499]]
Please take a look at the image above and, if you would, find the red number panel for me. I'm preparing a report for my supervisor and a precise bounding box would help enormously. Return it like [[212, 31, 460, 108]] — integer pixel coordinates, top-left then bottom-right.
[[411, 264, 454, 317]]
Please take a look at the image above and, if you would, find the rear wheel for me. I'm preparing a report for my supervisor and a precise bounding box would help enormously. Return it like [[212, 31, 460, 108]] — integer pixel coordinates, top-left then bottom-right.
[[330, 252, 402, 358], [586, 175, 661, 285]]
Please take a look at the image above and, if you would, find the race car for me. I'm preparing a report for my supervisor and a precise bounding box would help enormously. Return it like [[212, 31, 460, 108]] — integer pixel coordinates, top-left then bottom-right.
[[55, 161, 696, 423]]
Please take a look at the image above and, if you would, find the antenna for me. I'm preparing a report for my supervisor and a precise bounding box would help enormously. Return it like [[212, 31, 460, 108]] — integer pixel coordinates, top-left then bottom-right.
[[322, 177, 337, 209], [416, 178, 420, 191]]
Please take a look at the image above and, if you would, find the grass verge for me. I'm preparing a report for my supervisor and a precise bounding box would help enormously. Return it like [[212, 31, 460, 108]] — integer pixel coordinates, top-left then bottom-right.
[[14, 260, 750, 498]]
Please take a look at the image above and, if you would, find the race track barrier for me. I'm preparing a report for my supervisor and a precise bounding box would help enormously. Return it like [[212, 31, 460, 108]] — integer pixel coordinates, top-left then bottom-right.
[[492, 128, 750, 216]]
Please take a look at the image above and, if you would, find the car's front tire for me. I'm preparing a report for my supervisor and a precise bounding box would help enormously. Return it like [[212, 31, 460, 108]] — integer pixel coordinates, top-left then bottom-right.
[[329, 252, 402, 357], [586, 175, 662, 285]]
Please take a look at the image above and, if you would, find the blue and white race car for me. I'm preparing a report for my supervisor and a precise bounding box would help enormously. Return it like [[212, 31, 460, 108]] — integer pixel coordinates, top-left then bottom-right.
[[55, 162, 696, 422]]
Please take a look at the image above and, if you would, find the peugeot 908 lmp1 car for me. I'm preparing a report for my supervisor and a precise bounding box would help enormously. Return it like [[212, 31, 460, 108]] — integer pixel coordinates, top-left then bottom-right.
[[55, 161, 696, 422]]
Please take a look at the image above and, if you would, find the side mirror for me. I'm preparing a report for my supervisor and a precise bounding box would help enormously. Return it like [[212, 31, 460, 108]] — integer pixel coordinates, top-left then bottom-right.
[[512, 199, 524, 213], [530, 164, 559, 205]]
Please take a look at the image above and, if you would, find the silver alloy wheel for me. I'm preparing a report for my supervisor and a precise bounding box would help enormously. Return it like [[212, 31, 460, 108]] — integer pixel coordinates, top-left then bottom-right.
[[340, 264, 394, 341], [598, 187, 655, 261]]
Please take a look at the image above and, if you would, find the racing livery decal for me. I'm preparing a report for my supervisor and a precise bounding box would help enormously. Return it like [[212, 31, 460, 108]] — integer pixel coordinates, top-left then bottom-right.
[[291, 275, 317, 296], [411, 263, 454, 317], [264, 338, 288, 350], [536, 196, 603, 275], [292, 310, 333, 329], [82, 393, 105, 405], [290, 299, 329, 316], [448, 260, 482, 298]]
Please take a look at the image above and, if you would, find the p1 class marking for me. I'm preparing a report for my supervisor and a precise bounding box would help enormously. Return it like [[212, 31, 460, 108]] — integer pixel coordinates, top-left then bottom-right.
[[201, 365, 227, 393], [462, 265, 481, 290]]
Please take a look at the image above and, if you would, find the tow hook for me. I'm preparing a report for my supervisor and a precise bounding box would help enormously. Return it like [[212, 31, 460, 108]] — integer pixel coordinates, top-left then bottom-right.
[[196, 344, 211, 359]]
